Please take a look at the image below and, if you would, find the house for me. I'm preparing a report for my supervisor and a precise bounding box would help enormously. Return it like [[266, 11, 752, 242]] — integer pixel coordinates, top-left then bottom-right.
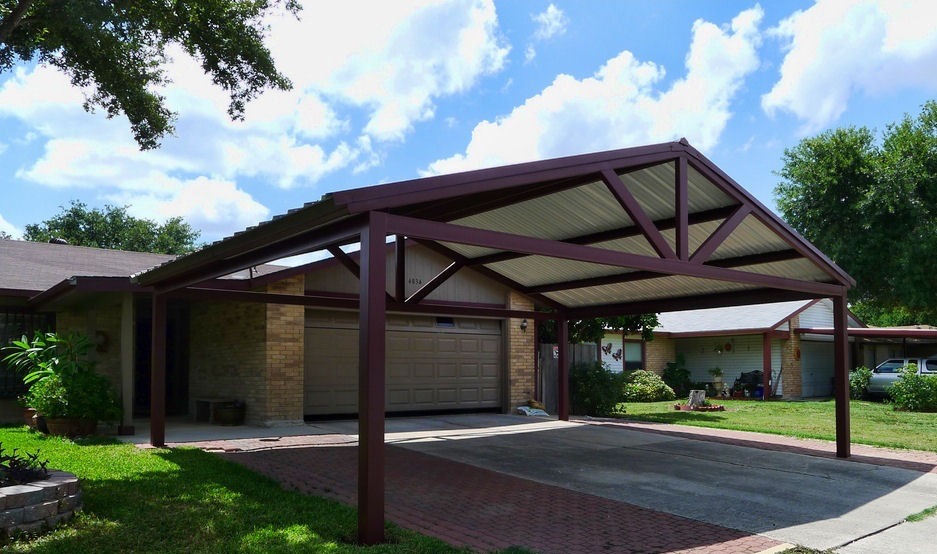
[[4, 139, 863, 543], [0, 237, 524, 429], [601, 299, 865, 397]]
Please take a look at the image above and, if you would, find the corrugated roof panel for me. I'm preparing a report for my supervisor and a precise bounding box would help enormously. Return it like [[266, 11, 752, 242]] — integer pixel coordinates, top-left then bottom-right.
[[484, 256, 631, 288], [453, 181, 630, 239], [545, 274, 759, 307], [709, 214, 791, 260], [623, 163, 736, 222], [733, 258, 832, 282]]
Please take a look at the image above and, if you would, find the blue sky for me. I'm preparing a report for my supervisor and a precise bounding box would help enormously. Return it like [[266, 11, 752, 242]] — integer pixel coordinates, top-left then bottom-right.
[[2, 0, 936, 245]]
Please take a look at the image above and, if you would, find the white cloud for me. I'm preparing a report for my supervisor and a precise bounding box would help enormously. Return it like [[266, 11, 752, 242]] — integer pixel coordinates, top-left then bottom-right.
[[533, 4, 568, 41], [0, 0, 510, 210], [426, 6, 763, 175], [762, 0, 937, 132], [108, 177, 270, 239], [0, 213, 19, 238], [525, 4, 567, 64], [300, 0, 509, 142]]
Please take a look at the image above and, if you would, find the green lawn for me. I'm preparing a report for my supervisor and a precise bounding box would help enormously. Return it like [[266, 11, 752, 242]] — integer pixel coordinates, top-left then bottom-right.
[[614, 398, 937, 452], [0, 427, 478, 553]]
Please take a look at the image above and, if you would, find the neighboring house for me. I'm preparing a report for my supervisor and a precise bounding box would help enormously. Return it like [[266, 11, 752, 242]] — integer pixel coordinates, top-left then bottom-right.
[[602, 299, 871, 398], [0, 238, 528, 428]]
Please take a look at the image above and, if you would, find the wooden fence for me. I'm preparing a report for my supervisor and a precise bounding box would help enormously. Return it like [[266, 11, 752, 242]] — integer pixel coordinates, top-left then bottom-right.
[[538, 343, 598, 414]]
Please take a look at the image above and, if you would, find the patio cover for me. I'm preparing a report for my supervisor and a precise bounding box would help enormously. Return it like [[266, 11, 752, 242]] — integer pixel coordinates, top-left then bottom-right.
[[134, 139, 854, 543]]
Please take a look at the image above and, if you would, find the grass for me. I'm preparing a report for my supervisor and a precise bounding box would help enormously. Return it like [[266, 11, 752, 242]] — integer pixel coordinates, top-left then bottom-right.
[[612, 398, 937, 452], [0, 426, 487, 553]]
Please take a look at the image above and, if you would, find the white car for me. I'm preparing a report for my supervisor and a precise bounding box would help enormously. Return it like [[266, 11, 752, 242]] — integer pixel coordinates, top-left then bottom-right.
[[866, 358, 937, 396]]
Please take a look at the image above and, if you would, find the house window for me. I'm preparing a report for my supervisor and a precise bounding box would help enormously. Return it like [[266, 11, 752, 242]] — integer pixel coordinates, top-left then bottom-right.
[[623, 340, 644, 372], [0, 310, 55, 399]]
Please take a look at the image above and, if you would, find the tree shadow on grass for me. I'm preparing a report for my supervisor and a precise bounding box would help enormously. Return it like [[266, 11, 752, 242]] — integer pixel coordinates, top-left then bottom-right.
[[10, 447, 464, 554]]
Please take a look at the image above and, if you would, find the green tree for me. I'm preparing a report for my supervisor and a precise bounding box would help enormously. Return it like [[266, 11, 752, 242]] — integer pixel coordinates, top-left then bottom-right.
[[0, 0, 299, 150], [0, 230, 10, 240], [24, 201, 199, 254], [775, 100, 937, 325]]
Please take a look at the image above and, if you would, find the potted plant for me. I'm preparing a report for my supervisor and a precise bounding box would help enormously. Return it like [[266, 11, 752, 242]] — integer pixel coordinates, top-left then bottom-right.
[[3, 332, 121, 437], [708, 367, 724, 394]]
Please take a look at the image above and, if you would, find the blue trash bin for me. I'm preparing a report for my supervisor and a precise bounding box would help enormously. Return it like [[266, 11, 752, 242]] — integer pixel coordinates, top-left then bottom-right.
[[754, 384, 764, 399]]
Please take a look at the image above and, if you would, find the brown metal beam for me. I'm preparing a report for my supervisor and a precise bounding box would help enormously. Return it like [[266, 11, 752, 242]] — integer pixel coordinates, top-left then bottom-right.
[[412, 238, 564, 310], [327, 245, 361, 279], [567, 288, 831, 319], [675, 155, 689, 261], [359, 212, 386, 544], [388, 214, 845, 298], [557, 318, 569, 421], [690, 205, 751, 263], [833, 295, 851, 458], [149, 293, 167, 447], [406, 262, 462, 304], [466, 205, 739, 268], [525, 249, 802, 294], [395, 235, 406, 302], [601, 169, 674, 259], [762, 333, 771, 401]]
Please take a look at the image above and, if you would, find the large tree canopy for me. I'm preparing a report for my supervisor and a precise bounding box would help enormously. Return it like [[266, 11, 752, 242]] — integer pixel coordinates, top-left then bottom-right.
[[24, 201, 199, 254], [0, 0, 299, 149], [775, 101, 937, 325]]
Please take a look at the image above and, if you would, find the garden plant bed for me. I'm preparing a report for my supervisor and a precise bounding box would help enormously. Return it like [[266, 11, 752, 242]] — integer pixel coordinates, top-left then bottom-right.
[[0, 470, 81, 542], [674, 403, 725, 412]]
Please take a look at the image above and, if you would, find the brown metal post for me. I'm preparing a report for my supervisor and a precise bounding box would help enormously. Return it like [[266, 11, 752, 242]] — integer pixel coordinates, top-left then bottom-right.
[[557, 318, 569, 421], [675, 155, 689, 260], [762, 333, 771, 400], [359, 211, 387, 544], [395, 234, 406, 302], [833, 295, 851, 458], [149, 293, 167, 447]]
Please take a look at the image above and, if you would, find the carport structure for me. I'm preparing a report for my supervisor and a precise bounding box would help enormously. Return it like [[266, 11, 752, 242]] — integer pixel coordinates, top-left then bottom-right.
[[134, 139, 855, 544]]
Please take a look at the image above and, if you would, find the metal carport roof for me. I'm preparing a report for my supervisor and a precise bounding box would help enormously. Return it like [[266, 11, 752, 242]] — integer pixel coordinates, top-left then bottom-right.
[[134, 138, 855, 544]]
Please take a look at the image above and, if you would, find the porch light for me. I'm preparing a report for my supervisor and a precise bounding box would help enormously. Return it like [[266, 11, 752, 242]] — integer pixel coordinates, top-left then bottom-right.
[[520, 319, 528, 332]]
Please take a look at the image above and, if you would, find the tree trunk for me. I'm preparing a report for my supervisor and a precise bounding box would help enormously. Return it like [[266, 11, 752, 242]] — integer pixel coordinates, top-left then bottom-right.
[[687, 390, 706, 409]]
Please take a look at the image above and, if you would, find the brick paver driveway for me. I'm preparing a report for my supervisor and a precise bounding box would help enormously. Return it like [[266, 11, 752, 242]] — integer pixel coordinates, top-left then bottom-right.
[[175, 415, 937, 554]]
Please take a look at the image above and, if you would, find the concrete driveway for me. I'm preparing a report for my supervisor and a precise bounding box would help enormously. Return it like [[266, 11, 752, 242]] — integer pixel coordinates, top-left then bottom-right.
[[314, 414, 937, 551], [152, 414, 937, 552]]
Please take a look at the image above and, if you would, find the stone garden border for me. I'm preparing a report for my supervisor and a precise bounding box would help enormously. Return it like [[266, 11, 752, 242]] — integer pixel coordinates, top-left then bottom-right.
[[0, 471, 81, 541]]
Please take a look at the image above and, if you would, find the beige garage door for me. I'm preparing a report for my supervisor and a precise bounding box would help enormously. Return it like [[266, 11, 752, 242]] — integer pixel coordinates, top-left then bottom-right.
[[304, 310, 502, 415]]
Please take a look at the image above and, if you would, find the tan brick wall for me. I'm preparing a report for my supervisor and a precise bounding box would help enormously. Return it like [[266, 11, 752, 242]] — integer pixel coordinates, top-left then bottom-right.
[[189, 300, 267, 422], [780, 316, 802, 397], [262, 276, 305, 423], [644, 336, 676, 376], [188, 275, 305, 425], [56, 304, 123, 391], [506, 291, 535, 409]]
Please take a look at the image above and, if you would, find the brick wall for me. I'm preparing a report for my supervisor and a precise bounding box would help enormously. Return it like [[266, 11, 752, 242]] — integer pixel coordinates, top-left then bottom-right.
[[261, 276, 305, 423], [188, 275, 305, 425], [644, 336, 676, 376], [56, 304, 122, 391], [189, 299, 267, 422], [780, 315, 802, 397], [506, 291, 535, 409]]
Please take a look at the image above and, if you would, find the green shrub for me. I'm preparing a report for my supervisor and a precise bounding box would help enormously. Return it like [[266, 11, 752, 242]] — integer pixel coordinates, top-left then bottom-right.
[[569, 362, 625, 416], [849, 366, 872, 399], [888, 364, 937, 412], [622, 370, 676, 402], [662, 354, 692, 397]]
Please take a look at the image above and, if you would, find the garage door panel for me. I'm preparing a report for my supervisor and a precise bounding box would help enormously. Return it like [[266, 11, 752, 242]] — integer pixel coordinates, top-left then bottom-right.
[[305, 314, 502, 415]]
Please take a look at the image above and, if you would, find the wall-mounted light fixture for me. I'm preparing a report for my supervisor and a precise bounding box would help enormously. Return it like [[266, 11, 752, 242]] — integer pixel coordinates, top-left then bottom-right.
[[520, 319, 528, 332]]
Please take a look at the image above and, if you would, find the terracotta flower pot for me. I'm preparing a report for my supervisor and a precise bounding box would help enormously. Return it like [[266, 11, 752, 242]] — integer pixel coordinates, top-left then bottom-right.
[[23, 408, 37, 429], [44, 418, 97, 438]]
